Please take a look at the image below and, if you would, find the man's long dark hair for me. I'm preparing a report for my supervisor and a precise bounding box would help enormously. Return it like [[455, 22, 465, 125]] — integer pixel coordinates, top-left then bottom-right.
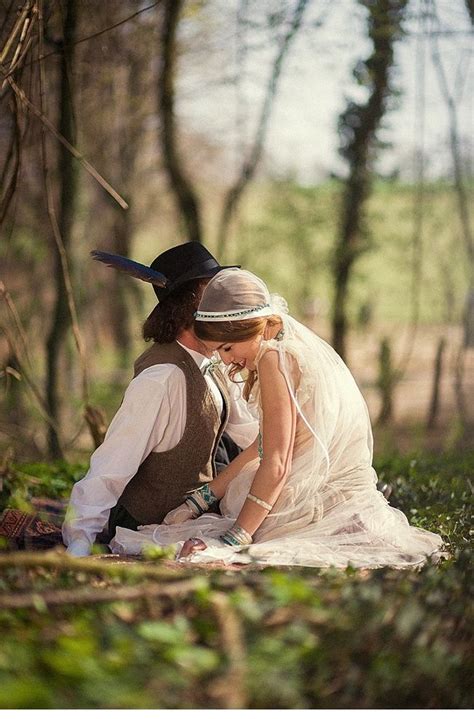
[[142, 278, 207, 344]]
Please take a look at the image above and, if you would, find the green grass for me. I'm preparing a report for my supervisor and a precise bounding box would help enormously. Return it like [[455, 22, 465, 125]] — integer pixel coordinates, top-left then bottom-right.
[[225, 179, 469, 326], [0, 451, 472, 708]]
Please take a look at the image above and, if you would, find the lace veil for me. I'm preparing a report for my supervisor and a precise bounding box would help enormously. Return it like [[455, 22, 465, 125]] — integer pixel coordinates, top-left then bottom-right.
[[196, 269, 375, 522], [110, 269, 444, 567]]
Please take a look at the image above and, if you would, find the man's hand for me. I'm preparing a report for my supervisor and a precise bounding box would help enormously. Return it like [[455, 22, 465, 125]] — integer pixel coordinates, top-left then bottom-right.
[[178, 537, 207, 558], [66, 538, 92, 557], [162, 502, 196, 525]]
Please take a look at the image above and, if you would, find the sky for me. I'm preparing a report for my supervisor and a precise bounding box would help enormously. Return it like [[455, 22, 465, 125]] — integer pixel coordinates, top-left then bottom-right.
[[180, 0, 473, 184]]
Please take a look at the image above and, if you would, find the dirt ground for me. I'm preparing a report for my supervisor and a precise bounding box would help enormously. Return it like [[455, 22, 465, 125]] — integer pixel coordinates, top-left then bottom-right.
[[344, 323, 474, 454]]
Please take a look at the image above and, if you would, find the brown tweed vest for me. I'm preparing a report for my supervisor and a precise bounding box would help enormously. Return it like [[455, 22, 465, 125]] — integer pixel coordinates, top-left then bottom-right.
[[118, 341, 229, 525]]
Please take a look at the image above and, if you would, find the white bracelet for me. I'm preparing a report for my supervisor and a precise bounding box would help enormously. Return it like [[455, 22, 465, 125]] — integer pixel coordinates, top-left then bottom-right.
[[247, 493, 273, 511]]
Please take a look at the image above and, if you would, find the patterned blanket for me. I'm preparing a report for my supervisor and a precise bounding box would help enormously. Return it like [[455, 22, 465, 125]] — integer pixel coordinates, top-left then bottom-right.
[[0, 498, 66, 551]]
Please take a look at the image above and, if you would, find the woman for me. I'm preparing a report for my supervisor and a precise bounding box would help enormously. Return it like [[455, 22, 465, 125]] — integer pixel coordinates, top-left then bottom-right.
[[110, 269, 444, 568]]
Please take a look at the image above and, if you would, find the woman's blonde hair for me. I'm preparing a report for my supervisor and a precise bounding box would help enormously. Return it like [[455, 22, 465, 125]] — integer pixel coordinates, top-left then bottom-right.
[[195, 315, 281, 399]]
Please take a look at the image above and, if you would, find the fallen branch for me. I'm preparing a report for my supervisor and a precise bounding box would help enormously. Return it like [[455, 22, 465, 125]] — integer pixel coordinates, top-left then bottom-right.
[[0, 577, 202, 609], [0, 550, 190, 581], [209, 592, 247, 709]]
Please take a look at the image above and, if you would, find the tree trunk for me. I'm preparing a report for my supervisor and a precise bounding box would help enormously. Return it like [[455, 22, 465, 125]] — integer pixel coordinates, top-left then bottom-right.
[[431, 25, 473, 347], [426, 337, 446, 430], [331, 0, 408, 362], [108, 58, 140, 368], [45, 0, 77, 458], [377, 336, 395, 426], [158, 0, 202, 244]]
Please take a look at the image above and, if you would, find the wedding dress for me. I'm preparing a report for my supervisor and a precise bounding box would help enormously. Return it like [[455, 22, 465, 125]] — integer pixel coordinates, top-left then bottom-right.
[[110, 311, 444, 569]]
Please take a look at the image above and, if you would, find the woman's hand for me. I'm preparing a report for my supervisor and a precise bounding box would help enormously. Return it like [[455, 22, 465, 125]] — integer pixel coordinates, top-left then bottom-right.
[[162, 502, 195, 525], [178, 537, 207, 558]]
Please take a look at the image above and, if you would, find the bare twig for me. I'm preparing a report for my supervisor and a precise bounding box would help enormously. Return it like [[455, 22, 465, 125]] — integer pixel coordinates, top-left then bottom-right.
[[2, 0, 163, 77], [4, 77, 129, 210], [0, 283, 60, 431], [0, 421, 42, 453], [0, 280, 34, 371], [0, 0, 34, 64], [0, 6, 36, 86], [0, 5, 32, 225], [0, 323, 60, 430]]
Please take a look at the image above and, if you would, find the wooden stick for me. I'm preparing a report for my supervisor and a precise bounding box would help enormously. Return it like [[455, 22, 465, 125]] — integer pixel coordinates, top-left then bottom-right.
[[6, 76, 129, 210], [0, 551, 189, 581], [0, 1, 34, 65], [0, 577, 202, 609], [210, 592, 247, 709]]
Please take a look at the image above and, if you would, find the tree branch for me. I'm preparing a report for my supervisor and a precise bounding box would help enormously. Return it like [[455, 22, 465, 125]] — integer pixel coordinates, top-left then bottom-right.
[[4, 76, 129, 210], [0, 550, 190, 581], [0, 577, 202, 609], [216, 0, 310, 257]]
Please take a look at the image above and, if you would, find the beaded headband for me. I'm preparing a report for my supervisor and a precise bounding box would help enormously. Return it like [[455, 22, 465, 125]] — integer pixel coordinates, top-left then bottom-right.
[[194, 303, 273, 322]]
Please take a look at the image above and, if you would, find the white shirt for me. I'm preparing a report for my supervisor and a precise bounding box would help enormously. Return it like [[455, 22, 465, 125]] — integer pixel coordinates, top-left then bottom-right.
[[63, 343, 258, 556]]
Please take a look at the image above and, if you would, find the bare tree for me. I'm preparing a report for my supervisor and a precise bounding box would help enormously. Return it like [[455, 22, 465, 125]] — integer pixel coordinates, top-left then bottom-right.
[[216, 0, 310, 257], [80, 4, 152, 367], [157, 0, 202, 244], [332, 0, 408, 362], [44, 0, 78, 457], [429, 3, 473, 348]]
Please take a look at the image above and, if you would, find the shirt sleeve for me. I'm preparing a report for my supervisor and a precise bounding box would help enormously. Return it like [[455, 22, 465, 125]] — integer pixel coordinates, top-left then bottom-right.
[[62, 364, 183, 553], [225, 377, 259, 449]]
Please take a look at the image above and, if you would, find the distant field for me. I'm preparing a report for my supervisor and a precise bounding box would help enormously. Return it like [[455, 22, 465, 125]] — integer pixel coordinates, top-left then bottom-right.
[[213, 179, 470, 327]]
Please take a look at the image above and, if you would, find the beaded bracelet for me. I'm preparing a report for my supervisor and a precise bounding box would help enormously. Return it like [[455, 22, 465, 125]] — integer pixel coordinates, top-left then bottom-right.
[[247, 493, 273, 511], [220, 524, 253, 546], [184, 483, 218, 517]]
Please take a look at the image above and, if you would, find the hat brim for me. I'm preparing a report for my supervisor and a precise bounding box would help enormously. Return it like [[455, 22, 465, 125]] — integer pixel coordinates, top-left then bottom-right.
[[157, 264, 240, 299], [190, 264, 240, 280]]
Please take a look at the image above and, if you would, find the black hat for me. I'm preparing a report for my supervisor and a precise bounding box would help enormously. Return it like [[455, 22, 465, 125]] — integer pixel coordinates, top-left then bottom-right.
[[91, 242, 239, 301], [150, 242, 238, 300]]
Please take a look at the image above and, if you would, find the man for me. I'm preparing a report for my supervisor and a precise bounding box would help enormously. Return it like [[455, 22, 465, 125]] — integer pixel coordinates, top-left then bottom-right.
[[63, 242, 258, 557]]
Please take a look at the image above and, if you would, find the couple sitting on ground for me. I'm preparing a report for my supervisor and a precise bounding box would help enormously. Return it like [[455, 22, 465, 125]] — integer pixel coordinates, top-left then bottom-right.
[[63, 242, 443, 568]]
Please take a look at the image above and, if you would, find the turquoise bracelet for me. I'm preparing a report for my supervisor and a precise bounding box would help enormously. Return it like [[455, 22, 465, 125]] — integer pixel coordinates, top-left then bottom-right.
[[220, 525, 253, 547], [184, 483, 218, 517]]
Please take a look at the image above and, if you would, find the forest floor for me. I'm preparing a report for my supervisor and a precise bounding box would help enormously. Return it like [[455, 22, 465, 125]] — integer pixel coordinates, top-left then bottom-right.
[[0, 450, 472, 709], [0, 311, 472, 707]]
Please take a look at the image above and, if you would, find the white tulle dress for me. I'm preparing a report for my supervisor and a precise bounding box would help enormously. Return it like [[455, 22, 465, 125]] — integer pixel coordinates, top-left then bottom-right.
[[110, 312, 444, 569]]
